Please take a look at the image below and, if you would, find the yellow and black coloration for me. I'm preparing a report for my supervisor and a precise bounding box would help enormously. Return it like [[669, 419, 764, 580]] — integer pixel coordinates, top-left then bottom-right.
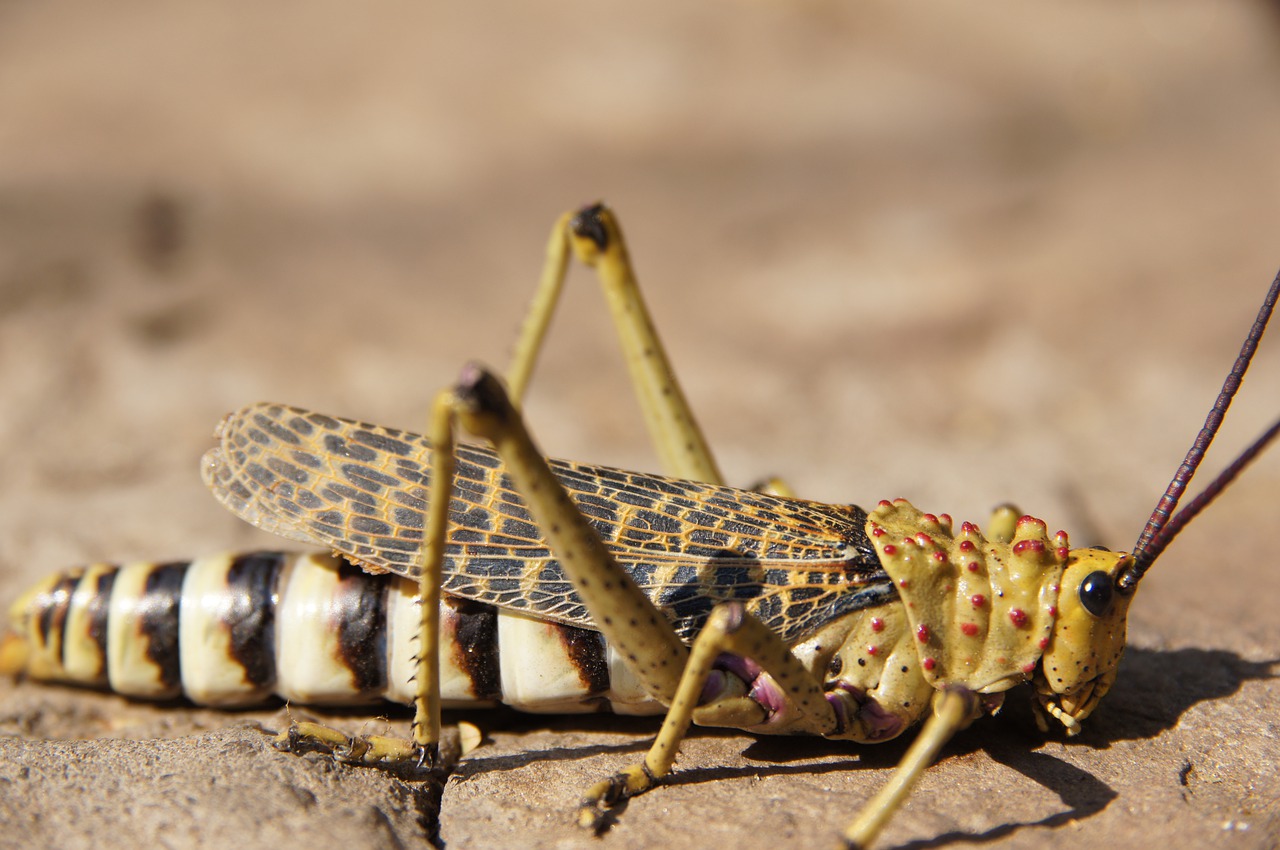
[[3, 205, 1277, 850], [3, 549, 669, 715]]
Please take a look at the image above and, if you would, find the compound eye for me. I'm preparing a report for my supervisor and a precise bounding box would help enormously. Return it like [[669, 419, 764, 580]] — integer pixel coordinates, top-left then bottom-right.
[[1078, 571, 1114, 617]]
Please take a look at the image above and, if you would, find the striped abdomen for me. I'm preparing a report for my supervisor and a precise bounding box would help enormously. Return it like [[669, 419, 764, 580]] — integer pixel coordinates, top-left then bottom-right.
[[3, 551, 662, 714]]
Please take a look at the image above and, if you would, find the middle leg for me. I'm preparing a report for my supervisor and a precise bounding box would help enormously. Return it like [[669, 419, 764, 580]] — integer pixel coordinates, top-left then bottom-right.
[[577, 599, 837, 831]]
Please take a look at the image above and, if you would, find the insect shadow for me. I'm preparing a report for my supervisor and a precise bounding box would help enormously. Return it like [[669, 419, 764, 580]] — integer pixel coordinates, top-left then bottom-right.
[[1088, 646, 1278, 743], [449, 644, 1274, 847]]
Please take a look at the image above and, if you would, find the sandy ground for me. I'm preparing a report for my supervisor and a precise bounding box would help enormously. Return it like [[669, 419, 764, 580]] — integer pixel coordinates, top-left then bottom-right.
[[2, 3, 1279, 849]]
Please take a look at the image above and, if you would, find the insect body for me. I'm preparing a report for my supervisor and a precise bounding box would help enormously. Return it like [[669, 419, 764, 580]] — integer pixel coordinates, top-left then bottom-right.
[[7, 425, 894, 716], [191, 401, 1121, 741], [3, 204, 1277, 849]]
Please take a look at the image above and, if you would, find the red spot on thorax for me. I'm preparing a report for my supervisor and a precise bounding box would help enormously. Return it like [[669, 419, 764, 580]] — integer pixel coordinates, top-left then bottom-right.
[[870, 617, 885, 633], [916, 624, 930, 643], [959, 540, 975, 552], [883, 544, 898, 555], [970, 594, 986, 608], [922, 657, 936, 671], [961, 622, 980, 637], [1009, 609, 1028, 628], [867, 645, 879, 656]]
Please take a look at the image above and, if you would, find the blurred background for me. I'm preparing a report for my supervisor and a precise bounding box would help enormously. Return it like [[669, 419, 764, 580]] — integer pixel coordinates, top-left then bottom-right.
[[2, 0, 1279, 684], [3, 4, 1280, 848]]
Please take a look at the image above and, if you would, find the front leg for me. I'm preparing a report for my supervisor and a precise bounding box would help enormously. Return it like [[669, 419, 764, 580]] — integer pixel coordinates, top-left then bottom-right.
[[842, 686, 980, 850]]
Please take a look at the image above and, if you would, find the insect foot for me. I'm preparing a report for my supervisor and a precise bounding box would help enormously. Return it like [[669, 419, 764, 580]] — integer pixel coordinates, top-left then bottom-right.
[[577, 763, 660, 835], [272, 719, 452, 778]]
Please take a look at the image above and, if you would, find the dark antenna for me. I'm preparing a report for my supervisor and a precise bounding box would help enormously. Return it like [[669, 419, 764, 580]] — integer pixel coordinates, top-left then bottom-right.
[[1120, 269, 1280, 592]]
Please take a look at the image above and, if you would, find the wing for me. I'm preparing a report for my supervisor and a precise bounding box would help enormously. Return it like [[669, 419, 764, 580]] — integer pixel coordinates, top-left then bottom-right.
[[203, 402, 894, 643]]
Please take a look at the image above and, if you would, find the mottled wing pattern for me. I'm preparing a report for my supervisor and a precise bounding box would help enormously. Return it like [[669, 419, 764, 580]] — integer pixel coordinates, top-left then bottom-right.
[[203, 403, 894, 643]]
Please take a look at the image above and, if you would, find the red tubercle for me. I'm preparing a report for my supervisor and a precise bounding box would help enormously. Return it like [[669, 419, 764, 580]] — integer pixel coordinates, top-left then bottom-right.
[[966, 562, 982, 573], [960, 622, 980, 637], [1038, 637, 1051, 650], [878, 500, 894, 509], [1056, 547, 1070, 560], [921, 513, 938, 524], [970, 594, 986, 608], [870, 617, 885, 633], [960, 521, 979, 535], [922, 657, 936, 672], [867, 645, 879, 656], [939, 513, 952, 526], [1013, 539, 1045, 555], [1022, 662, 1038, 674], [1017, 515, 1045, 529], [883, 544, 898, 556], [932, 551, 948, 564], [915, 533, 934, 547], [1047, 605, 1058, 617], [898, 578, 910, 588], [1009, 609, 1028, 628], [916, 624, 930, 643], [871, 525, 885, 537], [958, 540, 975, 552]]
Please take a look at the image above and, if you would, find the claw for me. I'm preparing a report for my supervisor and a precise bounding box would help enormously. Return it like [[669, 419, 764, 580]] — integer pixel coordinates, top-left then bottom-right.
[[576, 764, 658, 832]]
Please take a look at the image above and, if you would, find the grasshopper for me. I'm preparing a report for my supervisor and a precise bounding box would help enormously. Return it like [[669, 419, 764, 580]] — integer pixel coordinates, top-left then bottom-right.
[[4, 204, 1278, 849]]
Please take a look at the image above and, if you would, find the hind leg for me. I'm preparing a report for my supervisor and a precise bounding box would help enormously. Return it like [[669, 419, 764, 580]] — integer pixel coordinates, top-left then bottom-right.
[[506, 203, 723, 484]]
